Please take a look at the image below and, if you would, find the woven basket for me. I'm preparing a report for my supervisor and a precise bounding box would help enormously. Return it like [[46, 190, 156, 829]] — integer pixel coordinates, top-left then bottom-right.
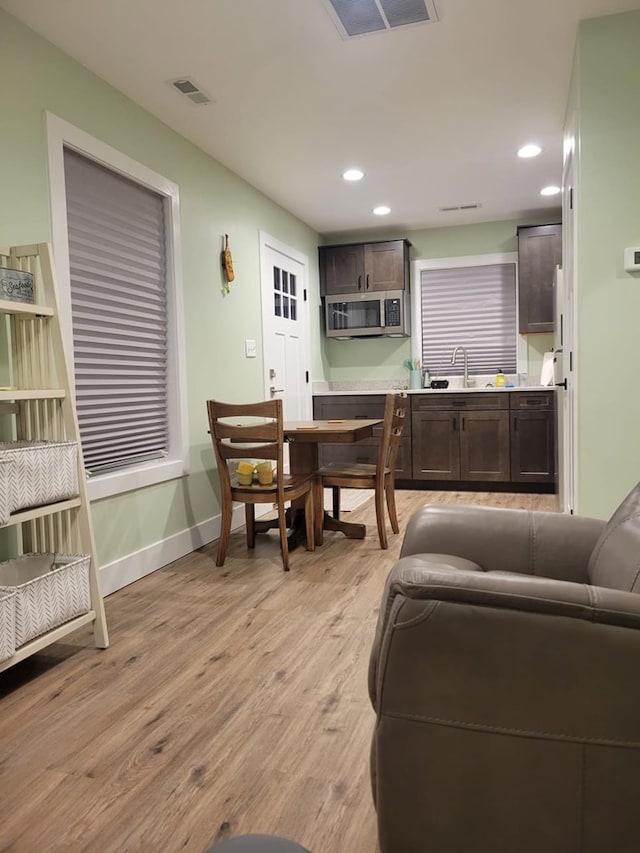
[[0, 441, 79, 514], [0, 553, 91, 646], [0, 588, 16, 662], [0, 457, 13, 525]]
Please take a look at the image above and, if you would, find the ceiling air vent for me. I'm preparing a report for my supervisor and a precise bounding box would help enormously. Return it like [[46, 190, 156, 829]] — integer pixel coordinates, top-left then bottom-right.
[[324, 0, 438, 38], [439, 203, 482, 212], [170, 78, 212, 106]]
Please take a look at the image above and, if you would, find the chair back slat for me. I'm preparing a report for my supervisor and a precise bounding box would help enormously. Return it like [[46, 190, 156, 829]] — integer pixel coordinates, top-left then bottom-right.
[[219, 444, 279, 462], [215, 421, 279, 443]]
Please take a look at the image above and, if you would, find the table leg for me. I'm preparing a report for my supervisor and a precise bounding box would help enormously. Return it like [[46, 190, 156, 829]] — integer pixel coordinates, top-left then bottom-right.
[[289, 442, 367, 542]]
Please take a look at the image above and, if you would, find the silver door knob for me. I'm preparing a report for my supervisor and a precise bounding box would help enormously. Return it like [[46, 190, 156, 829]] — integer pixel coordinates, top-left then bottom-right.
[[270, 385, 284, 397]]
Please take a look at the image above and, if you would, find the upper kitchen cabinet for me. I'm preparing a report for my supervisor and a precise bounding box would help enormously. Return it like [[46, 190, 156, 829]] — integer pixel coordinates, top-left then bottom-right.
[[517, 223, 562, 334], [319, 239, 410, 295]]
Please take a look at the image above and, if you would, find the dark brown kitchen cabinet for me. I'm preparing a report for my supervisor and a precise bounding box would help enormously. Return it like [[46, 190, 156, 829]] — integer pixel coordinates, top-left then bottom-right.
[[517, 223, 562, 334], [510, 391, 555, 483], [319, 239, 410, 295], [412, 394, 510, 482], [312, 394, 412, 479]]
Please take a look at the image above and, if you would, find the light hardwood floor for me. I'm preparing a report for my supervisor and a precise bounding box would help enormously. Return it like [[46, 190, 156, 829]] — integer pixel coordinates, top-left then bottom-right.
[[0, 489, 558, 852]]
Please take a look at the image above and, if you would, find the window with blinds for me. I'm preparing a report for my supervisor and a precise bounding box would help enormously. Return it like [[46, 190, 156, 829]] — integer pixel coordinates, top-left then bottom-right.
[[63, 148, 169, 475], [420, 263, 517, 377]]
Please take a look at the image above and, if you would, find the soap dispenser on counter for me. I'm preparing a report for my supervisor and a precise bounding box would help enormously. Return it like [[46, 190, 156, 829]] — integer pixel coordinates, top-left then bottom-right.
[[495, 369, 505, 387]]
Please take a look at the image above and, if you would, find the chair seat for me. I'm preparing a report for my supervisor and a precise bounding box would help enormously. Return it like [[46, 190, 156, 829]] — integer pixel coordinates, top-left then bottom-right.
[[231, 473, 312, 492], [318, 462, 390, 480]]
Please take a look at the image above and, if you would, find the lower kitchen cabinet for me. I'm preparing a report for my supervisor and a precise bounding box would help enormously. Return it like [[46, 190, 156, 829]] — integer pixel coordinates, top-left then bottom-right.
[[313, 390, 555, 489], [312, 394, 412, 479], [510, 392, 555, 483], [412, 395, 510, 482]]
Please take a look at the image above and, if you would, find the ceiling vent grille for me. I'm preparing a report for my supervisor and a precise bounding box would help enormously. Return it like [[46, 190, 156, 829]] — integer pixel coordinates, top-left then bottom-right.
[[324, 0, 438, 38], [439, 203, 482, 212], [170, 78, 212, 106]]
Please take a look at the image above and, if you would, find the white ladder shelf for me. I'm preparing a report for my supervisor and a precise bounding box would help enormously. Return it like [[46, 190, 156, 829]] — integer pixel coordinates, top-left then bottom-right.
[[0, 242, 108, 673]]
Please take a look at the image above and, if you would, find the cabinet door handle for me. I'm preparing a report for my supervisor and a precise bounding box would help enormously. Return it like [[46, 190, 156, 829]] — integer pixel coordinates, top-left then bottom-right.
[[357, 275, 362, 291], [452, 416, 456, 432], [513, 416, 518, 431], [462, 416, 465, 431], [366, 274, 370, 290]]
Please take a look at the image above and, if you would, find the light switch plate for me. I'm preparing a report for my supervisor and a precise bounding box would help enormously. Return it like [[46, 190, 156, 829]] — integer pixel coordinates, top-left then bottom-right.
[[245, 338, 257, 358], [624, 247, 640, 272]]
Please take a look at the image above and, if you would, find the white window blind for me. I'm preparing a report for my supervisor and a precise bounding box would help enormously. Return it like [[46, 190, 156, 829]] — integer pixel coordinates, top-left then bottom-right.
[[63, 148, 169, 475], [420, 263, 517, 377]]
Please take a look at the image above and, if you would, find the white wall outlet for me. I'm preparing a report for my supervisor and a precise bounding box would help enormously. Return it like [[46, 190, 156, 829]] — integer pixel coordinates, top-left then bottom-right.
[[245, 338, 257, 358], [624, 247, 640, 272]]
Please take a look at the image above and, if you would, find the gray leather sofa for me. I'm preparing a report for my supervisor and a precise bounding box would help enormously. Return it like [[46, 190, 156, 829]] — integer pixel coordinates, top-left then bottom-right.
[[368, 484, 640, 853]]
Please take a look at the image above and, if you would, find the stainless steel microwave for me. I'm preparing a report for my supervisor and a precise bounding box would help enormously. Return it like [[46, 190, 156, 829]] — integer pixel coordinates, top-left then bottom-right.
[[324, 290, 410, 338]]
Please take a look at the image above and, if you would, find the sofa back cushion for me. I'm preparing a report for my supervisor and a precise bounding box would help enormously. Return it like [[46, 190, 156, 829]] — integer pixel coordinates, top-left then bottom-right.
[[588, 482, 640, 592]]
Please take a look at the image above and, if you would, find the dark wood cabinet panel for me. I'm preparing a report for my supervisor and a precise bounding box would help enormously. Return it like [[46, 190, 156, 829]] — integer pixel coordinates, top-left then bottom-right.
[[510, 409, 555, 483], [412, 411, 460, 480], [517, 223, 562, 334], [412, 393, 509, 412], [460, 410, 510, 481], [319, 239, 410, 295], [318, 244, 364, 294], [363, 241, 409, 292]]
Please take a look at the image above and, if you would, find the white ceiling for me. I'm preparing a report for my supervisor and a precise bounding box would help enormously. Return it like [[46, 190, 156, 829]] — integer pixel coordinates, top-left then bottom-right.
[[3, 0, 639, 236]]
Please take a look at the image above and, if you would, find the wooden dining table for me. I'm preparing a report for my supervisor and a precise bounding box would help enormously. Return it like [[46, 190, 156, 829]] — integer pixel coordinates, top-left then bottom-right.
[[284, 418, 382, 542], [253, 418, 382, 545]]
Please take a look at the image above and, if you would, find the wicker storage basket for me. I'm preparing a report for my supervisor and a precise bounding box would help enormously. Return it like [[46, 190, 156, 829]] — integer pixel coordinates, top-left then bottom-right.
[[0, 553, 91, 646], [0, 441, 79, 514], [0, 457, 14, 525], [0, 588, 16, 662]]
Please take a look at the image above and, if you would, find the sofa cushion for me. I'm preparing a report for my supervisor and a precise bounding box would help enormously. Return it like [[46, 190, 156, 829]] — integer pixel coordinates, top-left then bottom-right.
[[588, 482, 640, 592]]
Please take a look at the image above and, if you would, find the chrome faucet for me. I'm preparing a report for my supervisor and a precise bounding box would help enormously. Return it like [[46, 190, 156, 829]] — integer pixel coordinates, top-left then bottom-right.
[[451, 345, 469, 388]]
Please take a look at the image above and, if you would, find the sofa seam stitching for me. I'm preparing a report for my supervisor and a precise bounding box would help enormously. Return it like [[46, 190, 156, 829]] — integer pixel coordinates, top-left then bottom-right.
[[381, 711, 640, 748]]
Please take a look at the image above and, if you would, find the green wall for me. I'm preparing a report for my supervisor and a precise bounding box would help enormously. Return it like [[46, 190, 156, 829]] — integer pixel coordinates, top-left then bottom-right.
[[321, 214, 559, 383], [0, 10, 321, 567], [573, 11, 640, 517]]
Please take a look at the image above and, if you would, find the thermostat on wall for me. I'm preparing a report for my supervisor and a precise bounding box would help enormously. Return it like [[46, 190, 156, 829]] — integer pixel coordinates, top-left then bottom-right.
[[624, 247, 640, 272]]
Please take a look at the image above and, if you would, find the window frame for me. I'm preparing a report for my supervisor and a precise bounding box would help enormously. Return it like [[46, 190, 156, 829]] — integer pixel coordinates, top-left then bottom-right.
[[411, 252, 527, 378], [45, 112, 188, 501]]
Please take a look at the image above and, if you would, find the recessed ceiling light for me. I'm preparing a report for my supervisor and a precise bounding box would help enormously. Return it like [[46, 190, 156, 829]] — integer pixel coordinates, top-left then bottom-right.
[[540, 185, 561, 196], [518, 144, 542, 159], [342, 168, 364, 181], [373, 205, 391, 216]]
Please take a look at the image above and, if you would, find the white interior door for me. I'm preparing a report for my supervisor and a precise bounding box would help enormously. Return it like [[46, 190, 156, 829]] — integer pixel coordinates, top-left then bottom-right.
[[259, 232, 312, 467]]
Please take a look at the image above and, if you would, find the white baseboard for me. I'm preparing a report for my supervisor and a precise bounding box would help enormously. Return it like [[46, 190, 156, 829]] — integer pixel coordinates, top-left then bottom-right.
[[99, 504, 272, 596]]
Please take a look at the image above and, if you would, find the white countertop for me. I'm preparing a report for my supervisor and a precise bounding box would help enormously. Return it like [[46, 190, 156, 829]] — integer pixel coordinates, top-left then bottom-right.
[[312, 385, 552, 396]]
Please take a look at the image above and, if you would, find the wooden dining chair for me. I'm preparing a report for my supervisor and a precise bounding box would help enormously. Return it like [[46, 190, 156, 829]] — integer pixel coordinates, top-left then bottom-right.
[[207, 398, 314, 571], [314, 393, 408, 549]]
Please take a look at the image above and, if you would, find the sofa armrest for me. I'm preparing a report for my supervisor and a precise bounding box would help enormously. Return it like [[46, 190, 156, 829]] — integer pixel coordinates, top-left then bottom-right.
[[368, 555, 640, 710], [369, 558, 640, 742], [400, 504, 605, 582]]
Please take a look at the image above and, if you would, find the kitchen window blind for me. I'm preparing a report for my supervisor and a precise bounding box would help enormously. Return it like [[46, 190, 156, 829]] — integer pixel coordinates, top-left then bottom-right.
[[420, 263, 517, 377], [63, 148, 169, 475]]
